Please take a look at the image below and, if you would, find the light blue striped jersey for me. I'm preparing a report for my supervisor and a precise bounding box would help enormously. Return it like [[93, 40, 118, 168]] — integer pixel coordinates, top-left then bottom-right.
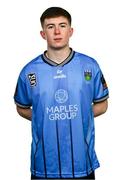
[[14, 49, 109, 178]]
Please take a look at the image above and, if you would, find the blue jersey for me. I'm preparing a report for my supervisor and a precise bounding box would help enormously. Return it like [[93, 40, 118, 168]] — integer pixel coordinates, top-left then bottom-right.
[[14, 50, 109, 178]]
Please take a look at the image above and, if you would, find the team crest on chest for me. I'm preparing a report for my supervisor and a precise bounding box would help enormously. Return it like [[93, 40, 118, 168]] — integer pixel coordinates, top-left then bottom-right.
[[84, 70, 92, 81], [28, 73, 36, 86]]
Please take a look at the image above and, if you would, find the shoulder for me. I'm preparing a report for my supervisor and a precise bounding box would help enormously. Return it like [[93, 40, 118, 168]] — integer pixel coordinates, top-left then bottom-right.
[[23, 54, 43, 70], [74, 51, 100, 70], [20, 54, 43, 73], [74, 51, 98, 64], [18, 54, 43, 80]]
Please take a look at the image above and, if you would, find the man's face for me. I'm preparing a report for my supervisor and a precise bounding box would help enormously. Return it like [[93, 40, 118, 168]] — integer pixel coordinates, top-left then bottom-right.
[[40, 16, 73, 50]]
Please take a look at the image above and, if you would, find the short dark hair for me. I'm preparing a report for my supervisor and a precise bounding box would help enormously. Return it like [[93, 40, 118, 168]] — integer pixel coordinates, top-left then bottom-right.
[[40, 7, 72, 27]]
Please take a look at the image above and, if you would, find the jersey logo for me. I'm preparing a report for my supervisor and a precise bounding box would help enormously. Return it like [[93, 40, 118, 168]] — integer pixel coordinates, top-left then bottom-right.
[[55, 89, 68, 103], [53, 69, 66, 79], [46, 89, 78, 121], [28, 73, 36, 86], [84, 70, 92, 81]]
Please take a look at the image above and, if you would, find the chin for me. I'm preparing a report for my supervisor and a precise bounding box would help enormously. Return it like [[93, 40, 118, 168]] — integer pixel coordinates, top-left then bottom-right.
[[51, 45, 67, 50]]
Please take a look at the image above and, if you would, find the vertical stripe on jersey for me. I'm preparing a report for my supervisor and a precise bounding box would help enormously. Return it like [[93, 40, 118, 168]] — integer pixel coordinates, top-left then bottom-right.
[[33, 138, 47, 178], [82, 114, 94, 175], [34, 140, 39, 177], [56, 120, 62, 178], [69, 118, 75, 178], [42, 135, 47, 178], [85, 139, 94, 174]]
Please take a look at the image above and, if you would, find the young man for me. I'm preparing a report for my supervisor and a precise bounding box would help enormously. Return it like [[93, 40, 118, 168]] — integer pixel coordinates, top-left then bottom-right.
[[14, 7, 109, 179]]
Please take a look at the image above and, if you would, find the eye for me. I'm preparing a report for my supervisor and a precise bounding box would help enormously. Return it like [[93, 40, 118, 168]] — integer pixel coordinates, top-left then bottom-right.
[[47, 25, 54, 29], [60, 24, 66, 28]]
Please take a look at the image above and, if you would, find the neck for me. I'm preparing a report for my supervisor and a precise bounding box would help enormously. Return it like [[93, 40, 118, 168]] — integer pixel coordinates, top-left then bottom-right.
[[46, 46, 71, 64]]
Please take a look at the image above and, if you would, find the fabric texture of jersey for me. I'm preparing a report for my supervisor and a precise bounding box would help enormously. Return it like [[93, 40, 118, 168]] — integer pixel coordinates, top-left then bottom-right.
[[14, 50, 109, 178]]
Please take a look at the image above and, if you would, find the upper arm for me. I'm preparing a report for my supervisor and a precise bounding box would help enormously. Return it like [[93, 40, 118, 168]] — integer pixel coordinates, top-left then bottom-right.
[[14, 70, 32, 120], [93, 99, 108, 117], [93, 63, 109, 104], [14, 73, 32, 109], [16, 105, 32, 120], [92, 62, 109, 117]]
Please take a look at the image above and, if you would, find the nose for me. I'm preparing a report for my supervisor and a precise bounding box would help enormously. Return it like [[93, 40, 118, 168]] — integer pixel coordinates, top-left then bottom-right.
[[54, 27, 60, 35]]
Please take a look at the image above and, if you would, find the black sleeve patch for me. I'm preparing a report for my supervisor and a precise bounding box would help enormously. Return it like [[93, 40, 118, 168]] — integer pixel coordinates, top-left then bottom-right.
[[101, 74, 108, 90], [14, 83, 18, 97], [28, 73, 36, 86]]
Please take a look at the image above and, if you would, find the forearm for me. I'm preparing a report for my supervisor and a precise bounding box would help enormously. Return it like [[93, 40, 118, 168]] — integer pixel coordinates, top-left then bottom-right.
[[16, 106, 32, 121], [93, 100, 108, 117]]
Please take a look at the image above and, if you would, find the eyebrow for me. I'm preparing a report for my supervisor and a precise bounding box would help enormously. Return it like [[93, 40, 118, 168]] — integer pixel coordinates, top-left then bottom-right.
[[45, 22, 68, 27]]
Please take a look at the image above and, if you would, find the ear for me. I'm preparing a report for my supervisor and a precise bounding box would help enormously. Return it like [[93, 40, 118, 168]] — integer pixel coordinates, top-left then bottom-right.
[[69, 27, 74, 37], [40, 31, 46, 40]]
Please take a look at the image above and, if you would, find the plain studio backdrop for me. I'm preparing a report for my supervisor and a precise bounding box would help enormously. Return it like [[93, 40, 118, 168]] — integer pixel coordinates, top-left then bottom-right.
[[0, 0, 119, 179]]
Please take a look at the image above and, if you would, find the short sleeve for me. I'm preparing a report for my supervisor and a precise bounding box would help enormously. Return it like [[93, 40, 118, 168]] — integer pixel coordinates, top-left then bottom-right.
[[14, 74, 32, 108], [93, 68, 109, 103]]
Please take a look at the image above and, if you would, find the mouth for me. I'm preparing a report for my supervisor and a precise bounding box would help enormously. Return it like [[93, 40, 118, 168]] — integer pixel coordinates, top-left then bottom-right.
[[54, 38, 62, 42]]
